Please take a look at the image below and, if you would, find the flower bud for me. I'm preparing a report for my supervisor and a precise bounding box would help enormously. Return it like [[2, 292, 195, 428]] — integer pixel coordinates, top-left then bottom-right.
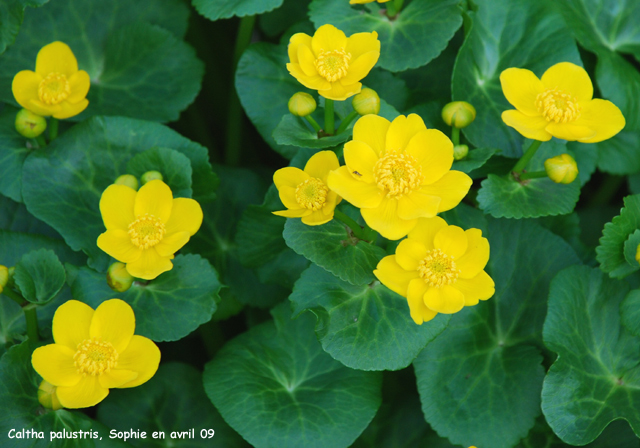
[[38, 380, 63, 410], [544, 154, 578, 184], [636, 244, 640, 264], [15, 109, 47, 138], [442, 101, 476, 128], [352, 88, 380, 115], [453, 144, 469, 161], [107, 262, 134, 292], [0, 265, 8, 294], [115, 174, 139, 191], [288, 92, 317, 117], [141, 171, 163, 185]]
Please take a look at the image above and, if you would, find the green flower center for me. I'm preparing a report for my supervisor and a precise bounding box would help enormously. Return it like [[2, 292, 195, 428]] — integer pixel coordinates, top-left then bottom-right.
[[418, 248, 459, 287], [374, 152, 423, 198], [38, 72, 71, 105], [315, 49, 351, 82], [128, 214, 166, 249], [295, 178, 329, 210], [74, 338, 118, 376], [536, 88, 580, 123]]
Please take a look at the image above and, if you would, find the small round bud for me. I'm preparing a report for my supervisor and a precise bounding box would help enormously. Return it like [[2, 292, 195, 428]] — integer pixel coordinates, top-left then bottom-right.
[[352, 88, 380, 115], [115, 174, 139, 190], [544, 154, 578, 184], [141, 171, 163, 184], [288, 92, 317, 117], [453, 144, 469, 161], [636, 244, 640, 264], [0, 265, 8, 294], [15, 109, 47, 138], [442, 101, 476, 128], [38, 380, 63, 410], [107, 262, 134, 292]]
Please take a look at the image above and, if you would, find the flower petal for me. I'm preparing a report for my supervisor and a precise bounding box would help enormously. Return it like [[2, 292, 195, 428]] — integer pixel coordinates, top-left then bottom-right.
[[341, 51, 379, 85], [54, 99, 89, 119], [434, 225, 468, 259], [395, 239, 428, 271], [67, 70, 91, 103], [457, 228, 490, 278], [323, 191, 341, 215], [99, 184, 137, 231], [164, 198, 203, 236], [454, 270, 495, 306], [319, 80, 361, 101], [125, 248, 173, 280], [155, 231, 190, 257], [573, 99, 626, 143], [418, 171, 472, 212], [386, 114, 427, 153], [361, 197, 417, 240], [353, 115, 390, 156], [32, 344, 81, 387], [99, 369, 138, 389], [397, 191, 441, 220], [406, 286, 438, 325], [35, 41, 78, 77], [89, 299, 135, 353], [12, 70, 42, 111], [327, 166, 384, 209], [278, 185, 302, 210], [312, 24, 348, 55], [541, 62, 593, 103], [116, 335, 161, 388], [134, 180, 173, 222], [97, 229, 142, 264], [274, 167, 309, 189], [28, 98, 58, 116], [287, 63, 331, 90], [405, 129, 453, 185], [288, 33, 312, 63], [499, 67, 544, 116], [56, 375, 109, 409], [346, 32, 380, 60], [298, 44, 318, 77], [301, 209, 333, 226], [423, 285, 465, 314], [502, 110, 552, 141], [344, 140, 378, 183], [408, 216, 448, 249], [273, 208, 311, 218], [374, 255, 420, 296], [544, 121, 596, 141], [304, 150, 340, 184], [52, 300, 94, 351]]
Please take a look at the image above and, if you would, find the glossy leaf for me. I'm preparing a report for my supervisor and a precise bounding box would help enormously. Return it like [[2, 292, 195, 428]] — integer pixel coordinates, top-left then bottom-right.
[[126, 147, 193, 199], [193, 0, 283, 21], [596, 194, 640, 278], [13, 248, 65, 305], [0, 105, 31, 202]]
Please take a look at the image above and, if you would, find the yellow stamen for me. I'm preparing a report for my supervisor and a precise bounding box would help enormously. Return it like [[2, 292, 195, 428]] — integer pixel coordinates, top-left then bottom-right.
[[418, 248, 460, 288], [128, 214, 166, 249], [38, 72, 71, 105], [536, 88, 580, 123], [315, 49, 351, 82], [295, 178, 329, 210], [373, 153, 423, 198], [74, 339, 118, 376]]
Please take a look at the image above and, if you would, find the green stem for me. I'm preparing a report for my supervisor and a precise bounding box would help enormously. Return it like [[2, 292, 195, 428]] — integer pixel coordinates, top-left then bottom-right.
[[385, 1, 398, 17], [334, 209, 369, 241], [2, 287, 25, 306], [48, 118, 58, 141], [305, 115, 322, 133], [512, 140, 543, 174], [518, 170, 548, 181], [451, 126, 460, 146], [36, 135, 47, 147], [336, 110, 359, 134], [24, 305, 39, 347], [324, 99, 335, 135]]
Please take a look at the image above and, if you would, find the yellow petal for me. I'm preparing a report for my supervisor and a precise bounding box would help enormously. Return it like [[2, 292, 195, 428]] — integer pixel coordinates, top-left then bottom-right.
[[544, 121, 596, 141], [344, 140, 378, 184], [408, 216, 448, 249], [418, 171, 472, 212], [353, 115, 390, 156], [277, 185, 302, 210], [395, 239, 428, 271], [457, 229, 490, 278], [134, 180, 173, 222], [125, 248, 173, 280], [573, 99, 626, 143], [164, 198, 203, 236], [301, 209, 333, 226], [52, 300, 94, 351], [35, 41, 78, 77], [374, 255, 420, 296], [273, 209, 311, 218], [397, 190, 441, 220], [54, 99, 89, 119], [298, 44, 318, 77], [405, 129, 453, 185], [155, 231, 190, 257], [116, 335, 161, 388], [346, 32, 380, 60], [406, 285, 439, 325], [318, 80, 361, 101], [99, 184, 137, 231], [90, 299, 135, 353], [97, 229, 142, 263], [454, 270, 495, 306], [288, 33, 312, 63], [12, 70, 42, 111], [361, 197, 417, 240], [407, 278, 428, 307], [323, 190, 341, 215], [312, 24, 348, 55], [386, 114, 427, 153], [32, 344, 81, 387], [304, 150, 340, 184], [341, 51, 379, 85], [434, 225, 468, 259], [501, 110, 552, 141], [287, 63, 332, 91], [99, 369, 138, 389], [423, 285, 465, 314], [327, 166, 384, 209], [274, 166, 309, 189], [56, 375, 109, 409], [27, 98, 58, 116], [499, 67, 544, 116], [541, 62, 593, 103], [67, 70, 91, 103]]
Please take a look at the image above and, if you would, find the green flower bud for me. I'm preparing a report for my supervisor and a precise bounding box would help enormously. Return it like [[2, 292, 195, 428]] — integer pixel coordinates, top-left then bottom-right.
[[453, 144, 469, 161], [38, 380, 63, 410], [0, 265, 8, 294], [288, 92, 317, 117], [544, 154, 578, 184], [352, 88, 380, 115], [442, 101, 476, 128], [141, 171, 163, 185], [115, 174, 139, 190], [107, 262, 134, 292], [15, 109, 47, 138]]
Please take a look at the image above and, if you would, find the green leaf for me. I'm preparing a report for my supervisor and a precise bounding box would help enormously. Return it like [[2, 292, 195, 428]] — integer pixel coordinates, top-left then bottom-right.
[[290, 264, 450, 371], [596, 194, 640, 278], [0, 193, 59, 239], [13, 249, 65, 305], [98, 363, 249, 447], [0, 105, 31, 202], [622, 289, 640, 338], [283, 217, 387, 286], [414, 218, 580, 448], [0, 0, 48, 56], [126, 147, 193, 199], [595, 50, 640, 131], [594, 130, 640, 175], [69, 254, 220, 342], [452, 0, 581, 157], [364, 68, 410, 112], [21, 116, 216, 271], [259, 0, 311, 37], [541, 265, 640, 445], [0, 0, 199, 122], [0, 229, 85, 266], [273, 115, 351, 149], [624, 229, 640, 268], [452, 147, 500, 175], [203, 302, 382, 448], [193, 0, 283, 21], [309, 0, 463, 72]]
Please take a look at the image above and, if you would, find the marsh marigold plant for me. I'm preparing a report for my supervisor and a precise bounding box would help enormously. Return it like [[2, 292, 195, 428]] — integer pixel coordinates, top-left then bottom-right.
[[31, 299, 160, 409], [374, 217, 494, 325], [97, 179, 203, 280]]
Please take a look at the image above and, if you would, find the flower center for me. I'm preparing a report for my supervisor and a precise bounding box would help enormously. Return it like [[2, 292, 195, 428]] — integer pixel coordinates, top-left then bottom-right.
[[128, 214, 166, 249], [38, 72, 71, 105], [418, 248, 460, 288], [535, 88, 580, 123], [315, 49, 351, 82], [74, 338, 118, 376], [373, 153, 423, 198], [295, 178, 329, 210]]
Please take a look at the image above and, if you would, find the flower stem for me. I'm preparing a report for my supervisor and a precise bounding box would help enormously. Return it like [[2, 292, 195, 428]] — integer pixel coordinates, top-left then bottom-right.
[[336, 110, 359, 135], [35, 135, 47, 148], [512, 140, 543, 175], [334, 209, 369, 241], [394, 0, 404, 12], [305, 115, 322, 133], [24, 304, 40, 347], [451, 126, 460, 146], [324, 99, 335, 135], [2, 287, 25, 306], [48, 118, 58, 141], [518, 170, 548, 181]]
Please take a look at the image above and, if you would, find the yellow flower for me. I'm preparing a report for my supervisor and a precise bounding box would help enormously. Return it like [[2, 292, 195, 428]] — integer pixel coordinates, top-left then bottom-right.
[[273, 151, 342, 226], [500, 62, 625, 143], [544, 154, 578, 184], [350, 0, 391, 3], [31, 299, 160, 409], [327, 114, 473, 240], [287, 24, 380, 101], [374, 217, 494, 325], [97, 179, 203, 280], [12, 42, 90, 119]]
